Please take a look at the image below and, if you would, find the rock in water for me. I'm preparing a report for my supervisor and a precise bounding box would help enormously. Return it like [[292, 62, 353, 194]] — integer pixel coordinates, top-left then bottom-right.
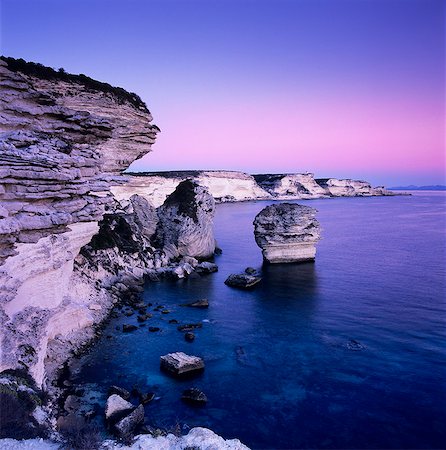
[[253, 203, 321, 263], [180, 299, 209, 308], [160, 352, 204, 377], [105, 395, 134, 422], [181, 388, 208, 405], [113, 404, 144, 438], [155, 180, 216, 259], [224, 273, 262, 289]]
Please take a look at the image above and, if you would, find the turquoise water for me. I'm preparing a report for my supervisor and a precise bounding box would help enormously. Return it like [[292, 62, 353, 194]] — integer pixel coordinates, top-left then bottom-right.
[[75, 192, 446, 449]]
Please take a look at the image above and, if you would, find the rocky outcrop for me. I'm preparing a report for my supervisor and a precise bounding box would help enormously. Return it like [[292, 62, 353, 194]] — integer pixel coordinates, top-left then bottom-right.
[[0, 427, 250, 449], [0, 57, 158, 386], [155, 179, 216, 259], [315, 178, 392, 196], [112, 170, 272, 207], [253, 173, 329, 199], [254, 203, 321, 263]]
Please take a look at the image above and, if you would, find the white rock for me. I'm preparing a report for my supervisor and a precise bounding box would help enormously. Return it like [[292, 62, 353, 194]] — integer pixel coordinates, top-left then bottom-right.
[[254, 203, 321, 263], [105, 394, 134, 421]]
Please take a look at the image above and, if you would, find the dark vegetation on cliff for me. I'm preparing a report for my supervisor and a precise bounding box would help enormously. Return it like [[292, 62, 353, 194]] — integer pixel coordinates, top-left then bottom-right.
[[1, 55, 148, 111], [162, 179, 200, 222]]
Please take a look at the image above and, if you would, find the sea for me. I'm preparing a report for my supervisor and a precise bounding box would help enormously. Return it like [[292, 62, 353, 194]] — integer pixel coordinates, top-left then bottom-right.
[[73, 191, 446, 449]]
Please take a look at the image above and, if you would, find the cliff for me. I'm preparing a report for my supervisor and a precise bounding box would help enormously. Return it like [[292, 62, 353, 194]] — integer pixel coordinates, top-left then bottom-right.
[[112, 170, 272, 207], [0, 57, 158, 386], [113, 171, 393, 205]]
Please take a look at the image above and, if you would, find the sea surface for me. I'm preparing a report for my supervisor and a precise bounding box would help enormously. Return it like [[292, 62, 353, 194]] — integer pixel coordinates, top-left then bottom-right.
[[74, 192, 446, 449]]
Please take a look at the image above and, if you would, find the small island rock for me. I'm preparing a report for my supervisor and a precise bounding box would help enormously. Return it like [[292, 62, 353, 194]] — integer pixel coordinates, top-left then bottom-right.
[[253, 203, 321, 263]]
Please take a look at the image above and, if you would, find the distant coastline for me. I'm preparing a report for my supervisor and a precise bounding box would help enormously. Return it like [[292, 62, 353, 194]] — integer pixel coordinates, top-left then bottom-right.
[[389, 185, 446, 191]]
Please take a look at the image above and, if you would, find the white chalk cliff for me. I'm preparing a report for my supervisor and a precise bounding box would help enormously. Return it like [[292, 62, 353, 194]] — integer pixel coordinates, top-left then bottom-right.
[[112, 171, 393, 206], [0, 57, 158, 386], [112, 170, 271, 207]]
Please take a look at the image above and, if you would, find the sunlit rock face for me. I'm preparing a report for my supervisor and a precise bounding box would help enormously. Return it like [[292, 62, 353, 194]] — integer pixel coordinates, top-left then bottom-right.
[[253, 203, 321, 264], [253, 173, 329, 199], [155, 180, 216, 259], [111, 170, 272, 207], [0, 57, 158, 385]]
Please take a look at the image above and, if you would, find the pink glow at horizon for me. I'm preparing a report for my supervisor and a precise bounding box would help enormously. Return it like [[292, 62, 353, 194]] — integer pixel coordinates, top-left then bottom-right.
[[131, 88, 445, 183]]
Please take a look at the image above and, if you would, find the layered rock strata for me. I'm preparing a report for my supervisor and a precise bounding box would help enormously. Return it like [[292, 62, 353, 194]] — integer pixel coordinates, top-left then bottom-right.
[[315, 178, 391, 196], [253, 203, 321, 263], [112, 170, 272, 207], [0, 57, 158, 386], [112, 171, 393, 206]]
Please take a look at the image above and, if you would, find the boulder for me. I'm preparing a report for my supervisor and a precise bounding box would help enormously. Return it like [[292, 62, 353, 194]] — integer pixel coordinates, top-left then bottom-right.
[[224, 273, 262, 289], [108, 386, 131, 400], [253, 203, 321, 263], [105, 394, 134, 422], [114, 404, 144, 438], [181, 388, 208, 405], [160, 352, 204, 377], [122, 324, 138, 332], [195, 261, 219, 274]]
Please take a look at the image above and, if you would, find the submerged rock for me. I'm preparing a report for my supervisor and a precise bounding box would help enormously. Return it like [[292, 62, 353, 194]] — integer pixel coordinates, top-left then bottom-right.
[[180, 299, 209, 308], [181, 388, 208, 405], [160, 352, 204, 377], [253, 203, 321, 263], [185, 332, 195, 342], [177, 323, 203, 332], [224, 273, 262, 289], [122, 324, 138, 333]]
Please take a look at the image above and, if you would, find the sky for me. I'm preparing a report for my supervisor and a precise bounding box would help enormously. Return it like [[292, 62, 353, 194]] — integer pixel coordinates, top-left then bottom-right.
[[1, 0, 445, 186]]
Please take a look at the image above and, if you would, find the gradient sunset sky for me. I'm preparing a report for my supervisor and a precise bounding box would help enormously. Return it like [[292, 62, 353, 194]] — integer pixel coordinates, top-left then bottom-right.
[[1, 0, 444, 185]]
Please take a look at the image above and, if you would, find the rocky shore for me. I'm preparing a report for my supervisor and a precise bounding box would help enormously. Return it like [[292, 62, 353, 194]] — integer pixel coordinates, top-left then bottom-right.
[[0, 57, 238, 447]]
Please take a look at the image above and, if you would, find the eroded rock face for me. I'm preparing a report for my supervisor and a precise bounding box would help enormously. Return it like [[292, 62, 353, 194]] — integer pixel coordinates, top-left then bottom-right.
[[315, 178, 392, 196], [253, 203, 321, 263], [253, 173, 329, 199], [0, 57, 158, 385], [111, 170, 272, 207], [155, 180, 216, 259]]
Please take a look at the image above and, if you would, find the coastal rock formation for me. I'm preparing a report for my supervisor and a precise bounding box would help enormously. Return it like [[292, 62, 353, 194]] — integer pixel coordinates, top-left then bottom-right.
[[111, 170, 272, 207], [315, 178, 392, 196], [0, 57, 158, 386], [225, 273, 262, 289], [253, 173, 329, 199], [155, 180, 216, 259], [112, 171, 393, 205], [160, 352, 205, 377], [254, 203, 321, 263]]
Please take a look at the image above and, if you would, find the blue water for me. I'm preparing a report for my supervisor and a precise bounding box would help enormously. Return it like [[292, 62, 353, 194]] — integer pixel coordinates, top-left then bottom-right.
[[74, 192, 446, 449]]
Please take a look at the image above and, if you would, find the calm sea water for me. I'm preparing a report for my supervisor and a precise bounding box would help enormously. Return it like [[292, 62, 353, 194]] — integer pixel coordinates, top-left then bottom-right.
[[74, 192, 446, 449]]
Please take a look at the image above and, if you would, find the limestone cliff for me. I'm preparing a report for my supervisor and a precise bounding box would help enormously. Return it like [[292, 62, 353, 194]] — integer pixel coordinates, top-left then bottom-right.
[[111, 170, 272, 207], [0, 57, 158, 386], [113, 171, 393, 205]]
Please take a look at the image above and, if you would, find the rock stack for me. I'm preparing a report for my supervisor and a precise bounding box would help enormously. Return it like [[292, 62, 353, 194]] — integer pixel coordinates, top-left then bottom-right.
[[253, 203, 321, 263]]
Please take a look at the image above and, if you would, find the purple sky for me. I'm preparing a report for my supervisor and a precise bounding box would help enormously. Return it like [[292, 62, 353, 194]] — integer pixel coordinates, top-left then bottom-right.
[[1, 0, 444, 185]]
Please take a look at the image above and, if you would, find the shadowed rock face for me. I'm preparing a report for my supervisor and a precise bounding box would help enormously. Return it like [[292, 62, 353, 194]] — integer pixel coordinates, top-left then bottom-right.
[[253, 203, 321, 264], [0, 57, 158, 385], [155, 180, 216, 259]]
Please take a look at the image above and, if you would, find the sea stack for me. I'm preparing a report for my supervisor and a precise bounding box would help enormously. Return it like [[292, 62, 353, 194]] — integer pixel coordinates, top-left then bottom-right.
[[253, 203, 321, 263]]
